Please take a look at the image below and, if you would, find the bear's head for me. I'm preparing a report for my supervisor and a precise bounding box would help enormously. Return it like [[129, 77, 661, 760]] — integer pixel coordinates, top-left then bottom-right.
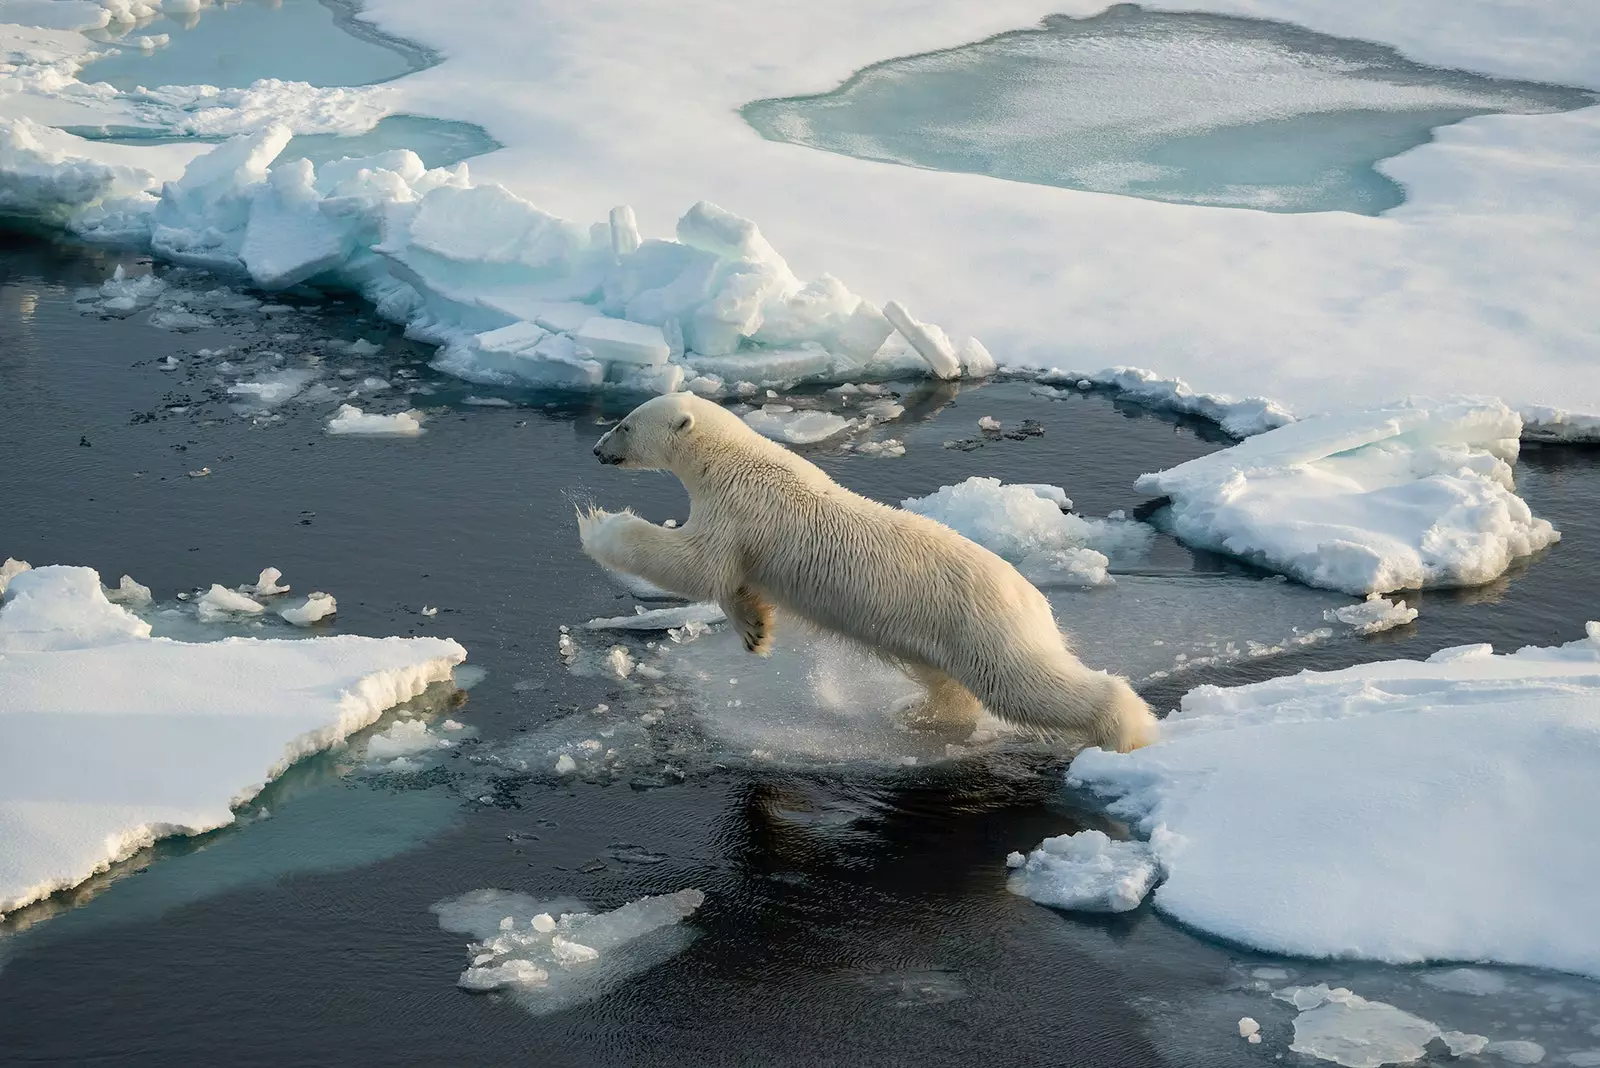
[[593, 392, 723, 470]]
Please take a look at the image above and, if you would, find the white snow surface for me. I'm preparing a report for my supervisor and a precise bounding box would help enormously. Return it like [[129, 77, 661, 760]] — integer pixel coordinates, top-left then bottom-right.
[[1066, 625, 1600, 978], [334, 0, 1600, 432], [0, 565, 466, 919], [1137, 398, 1559, 594]]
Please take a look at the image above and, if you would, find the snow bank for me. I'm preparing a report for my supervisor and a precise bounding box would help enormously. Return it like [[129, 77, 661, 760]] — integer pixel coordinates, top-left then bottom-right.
[[0, 565, 466, 919], [0, 120, 989, 396], [902, 477, 1151, 579], [431, 887, 705, 1014], [325, 404, 425, 436], [1063, 625, 1600, 978], [1137, 398, 1558, 594]]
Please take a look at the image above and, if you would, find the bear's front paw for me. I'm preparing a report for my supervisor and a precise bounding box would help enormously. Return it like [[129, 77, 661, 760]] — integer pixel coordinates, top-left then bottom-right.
[[576, 506, 638, 566]]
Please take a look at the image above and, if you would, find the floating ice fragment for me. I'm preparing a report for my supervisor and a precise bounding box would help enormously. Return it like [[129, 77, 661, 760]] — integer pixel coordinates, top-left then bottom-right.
[[882, 301, 959, 379], [103, 574, 152, 606], [555, 754, 577, 774], [978, 415, 1001, 432], [1238, 1017, 1260, 1039], [605, 645, 635, 679], [584, 602, 725, 631], [243, 567, 290, 596], [195, 583, 264, 623], [420, 605, 438, 616], [1006, 829, 1160, 912], [1275, 985, 1440, 1068], [326, 404, 425, 436], [1484, 1040, 1546, 1064], [279, 591, 336, 626], [1421, 968, 1508, 996], [903, 477, 1150, 565], [743, 405, 854, 445], [1324, 594, 1417, 634]]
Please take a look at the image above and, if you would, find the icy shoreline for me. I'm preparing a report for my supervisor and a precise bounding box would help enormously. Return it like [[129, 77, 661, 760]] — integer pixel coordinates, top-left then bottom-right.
[[0, 563, 467, 920]]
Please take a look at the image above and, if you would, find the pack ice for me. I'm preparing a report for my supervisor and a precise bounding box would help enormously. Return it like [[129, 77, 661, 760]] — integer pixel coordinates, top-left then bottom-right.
[[1136, 398, 1558, 594], [0, 563, 466, 920], [0, 118, 988, 396], [1034, 625, 1600, 979]]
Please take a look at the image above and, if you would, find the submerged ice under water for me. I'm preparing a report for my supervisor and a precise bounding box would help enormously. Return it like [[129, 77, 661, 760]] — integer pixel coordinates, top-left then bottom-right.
[[743, 4, 1593, 214]]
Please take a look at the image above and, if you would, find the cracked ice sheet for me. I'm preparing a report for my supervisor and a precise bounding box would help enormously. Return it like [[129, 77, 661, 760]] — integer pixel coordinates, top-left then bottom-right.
[[1066, 625, 1600, 978], [349, 0, 1600, 432], [0, 565, 466, 919]]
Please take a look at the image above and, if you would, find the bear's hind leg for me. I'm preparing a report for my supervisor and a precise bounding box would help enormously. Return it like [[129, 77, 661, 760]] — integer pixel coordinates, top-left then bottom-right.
[[897, 662, 983, 732], [722, 586, 775, 655]]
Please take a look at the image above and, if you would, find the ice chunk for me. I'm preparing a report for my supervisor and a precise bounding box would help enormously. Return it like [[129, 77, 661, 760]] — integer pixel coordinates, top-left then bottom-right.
[[1006, 829, 1160, 912], [1323, 594, 1417, 635], [1137, 398, 1557, 594], [0, 565, 464, 919], [742, 405, 854, 445], [243, 568, 290, 597], [882, 301, 960, 379], [227, 369, 315, 408], [151, 124, 294, 271], [240, 158, 358, 289], [0, 559, 32, 598], [1275, 985, 1441, 1068], [1040, 367, 1293, 439], [1483, 1040, 1545, 1064], [902, 477, 1151, 565], [103, 574, 152, 607], [91, 265, 166, 314], [573, 316, 670, 367], [583, 603, 726, 631], [1441, 1032, 1490, 1057], [1067, 625, 1600, 977], [326, 405, 426, 436], [431, 887, 705, 1013], [195, 583, 265, 624], [1018, 547, 1113, 588], [608, 205, 641, 257], [554, 753, 577, 774], [279, 592, 337, 627], [366, 717, 438, 761]]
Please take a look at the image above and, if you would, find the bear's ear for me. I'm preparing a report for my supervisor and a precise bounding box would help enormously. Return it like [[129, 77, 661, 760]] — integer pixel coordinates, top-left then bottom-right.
[[672, 411, 695, 434]]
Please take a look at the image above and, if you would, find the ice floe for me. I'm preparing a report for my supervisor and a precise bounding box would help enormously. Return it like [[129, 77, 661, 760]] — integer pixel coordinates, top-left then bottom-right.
[[1137, 398, 1559, 594], [1004, 829, 1159, 913], [325, 404, 425, 436], [1323, 594, 1417, 635], [1062, 624, 1600, 978], [0, 564, 466, 919], [430, 887, 705, 1014]]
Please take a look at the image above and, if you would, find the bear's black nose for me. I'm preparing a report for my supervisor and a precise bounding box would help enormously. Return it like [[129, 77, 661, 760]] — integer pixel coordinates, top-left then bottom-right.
[[593, 443, 602, 456]]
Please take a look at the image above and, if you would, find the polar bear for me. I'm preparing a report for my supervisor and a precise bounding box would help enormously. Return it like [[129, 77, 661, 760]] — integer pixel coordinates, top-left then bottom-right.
[[577, 393, 1158, 753]]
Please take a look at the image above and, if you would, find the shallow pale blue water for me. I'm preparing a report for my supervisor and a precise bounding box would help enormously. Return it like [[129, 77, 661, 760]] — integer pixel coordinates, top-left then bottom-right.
[[743, 4, 1594, 214], [82, 0, 419, 90]]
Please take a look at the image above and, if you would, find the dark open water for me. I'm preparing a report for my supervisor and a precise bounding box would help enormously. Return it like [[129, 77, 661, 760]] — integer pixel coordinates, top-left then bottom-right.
[[1, 234, 1598, 1067]]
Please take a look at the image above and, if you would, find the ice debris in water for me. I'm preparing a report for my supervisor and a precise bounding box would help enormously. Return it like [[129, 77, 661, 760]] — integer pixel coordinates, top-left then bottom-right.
[[242, 567, 290, 596], [87, 265, 166, 314], [978, 415, 1001, 432], [1484, 1040, 1546, 1064], [1136, 398, 1559, 594], [195, 583, 264, 623], [430, 888, 705, 1013], [0, 558, 31, 597], [554, 754, 577, 774], [0, 120, 990, 396], [279, 592, 336, 627], [742, 405, 854, 444], [326, 404, 426, 436], [1005, 829, 1161, 913], [1419, 968, 1506, 996], [0, 565, 465, 919], [583, 602, 726, 631], [1324, 594, 1416, 634], [850, 438, 905, 458], [902, 477, 1151, 568], [605, 645, 635, 680], [366, 717, 439, 763], [103, 574, 152, 606], [1237, 1017, 1261, 1044], [1273, 985, 1446, 1068]]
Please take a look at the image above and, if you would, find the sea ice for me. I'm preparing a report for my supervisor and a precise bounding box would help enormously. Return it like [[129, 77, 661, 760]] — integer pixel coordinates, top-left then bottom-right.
[[242, 567, 290, 597], [194, 583, 265, 623], [1275, 985, 1442, 1068], [1323, 594, 1417, 635], [742, 405, 854, 445], [1067, 624, 1600, 977], [0, 565, 466, 919], [902, 477, 1152, 567], [430, 887, 705, 1014], [1005, 829, 1160, 913], [1137, 398, 1559, 594], [279, 591, 336, 627], [583, 602, 726, 632], [325, 404, 426, 436]]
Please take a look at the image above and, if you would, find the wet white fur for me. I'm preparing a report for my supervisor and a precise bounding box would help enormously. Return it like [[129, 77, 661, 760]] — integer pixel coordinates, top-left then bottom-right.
[[579, 393, 1158, 753]]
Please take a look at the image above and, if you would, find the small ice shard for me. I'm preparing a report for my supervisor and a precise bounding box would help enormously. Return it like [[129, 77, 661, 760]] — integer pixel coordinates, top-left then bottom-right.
[[1483, 1040, 1545, 1064], [742, 405, 853, 445], [1324, 594, 1418, 635], [195, 583, 265, 623], [459, 958, 550, 991], [555, 754, 577, 774], [326, 404, 426, 436], [366, 717, 437, 761], [606, 645, 635, 679], [0, 559, 33, 597], [532, 913, 556, 933], [583, 602, 725, 631], [244, 567, 290, 596], [1238, 1017, 1260, 1039], [609, 205, 641, 257], [550, 935, 600, 965], [882, 301, 960, 379], [421, 605, 438, 616], [1006, 829, 1160, 912], [978, 415, 1001, 432], [279, 591, 336, 626], [104, 574, 152, 606], [188, 467, 211, 478], [1441, 1032, 1489, 1056]]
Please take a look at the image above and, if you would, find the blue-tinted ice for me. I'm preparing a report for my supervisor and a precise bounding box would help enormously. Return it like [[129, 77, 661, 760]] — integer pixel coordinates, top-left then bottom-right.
[[743, 5, 1593, 214]]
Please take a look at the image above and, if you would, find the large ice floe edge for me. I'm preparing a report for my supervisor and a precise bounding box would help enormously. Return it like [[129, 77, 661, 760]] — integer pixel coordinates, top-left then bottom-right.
[[0, 561, 466, 920], [1136, 397, 1559, 595], [1012, 625, 1600, 981], [0, 111, 993, 399]]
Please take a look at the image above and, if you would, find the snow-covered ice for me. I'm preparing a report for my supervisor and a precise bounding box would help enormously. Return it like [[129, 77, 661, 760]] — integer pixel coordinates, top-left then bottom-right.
[[0, 565, 466, 919], [1005, 829, 1159, 913], [1137, 398, 1559, 594], [430, 887, 705, 1015], [325, 404, 425, 436], [1065, 625, 1600, 977], [742, 405, 854, 445]]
